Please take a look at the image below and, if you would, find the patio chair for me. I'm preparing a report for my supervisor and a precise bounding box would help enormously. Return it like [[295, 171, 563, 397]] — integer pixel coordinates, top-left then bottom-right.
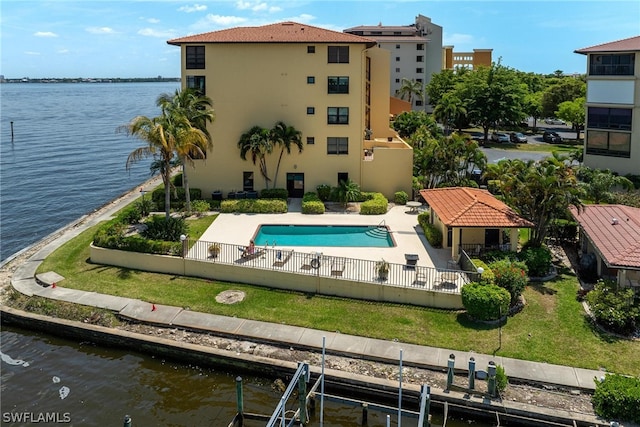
[[404, 253, 419, 269], [413, 267, 428, 287], [331, 257, 346, 277], [273, 249, 294, 267], [300, 252, 322, 271]]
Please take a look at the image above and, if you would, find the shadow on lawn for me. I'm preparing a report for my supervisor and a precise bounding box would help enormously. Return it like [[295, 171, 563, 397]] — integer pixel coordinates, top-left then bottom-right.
[[455, 312, 504, 331]]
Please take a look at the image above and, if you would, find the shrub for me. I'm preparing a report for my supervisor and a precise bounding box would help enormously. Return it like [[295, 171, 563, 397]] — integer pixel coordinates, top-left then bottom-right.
[[316, 184, 331, 201], [172, 173, 183, 187], [417, 211, 430, 224], [190, 200, 210, 216], [586, 279, 640, 335], [548, 219, 578, 241], [518, 246, 552, 277], [461, 282, 510, 321], [482, 249, 518, 263], [472, 259, 495, 285], [301, 192, 325, 214], [417, 212, 441, 247], [259, 188, 288, 200], [220, 199, 287, 213], [592, 374, 640, 423], [496, 365, 508, 393], [119, 205, 142, 225], [489, 259, 529, 304], [152, 187, 202, 210], [394, 191, 409, 205], [141, 216, 187, 242], [360, 193, 388, 215]]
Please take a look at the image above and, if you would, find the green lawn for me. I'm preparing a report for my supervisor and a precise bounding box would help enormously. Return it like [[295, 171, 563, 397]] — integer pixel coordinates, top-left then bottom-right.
[[482, 141, 581, 153], [36, 221, 640, 376]]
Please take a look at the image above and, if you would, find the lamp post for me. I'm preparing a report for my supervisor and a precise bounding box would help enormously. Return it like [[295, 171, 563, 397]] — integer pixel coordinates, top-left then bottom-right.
[[180, 234, 187, 276], [476, 266, 484, 283]]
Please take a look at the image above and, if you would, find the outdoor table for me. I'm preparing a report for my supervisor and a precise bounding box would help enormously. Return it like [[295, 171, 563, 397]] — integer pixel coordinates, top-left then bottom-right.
[[406, 201, 422, 213]]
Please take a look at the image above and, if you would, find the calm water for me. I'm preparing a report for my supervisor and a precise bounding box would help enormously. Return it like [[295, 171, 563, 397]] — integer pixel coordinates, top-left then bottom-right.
[[0, 82, 180, 262], [254, 225, 395, 247]]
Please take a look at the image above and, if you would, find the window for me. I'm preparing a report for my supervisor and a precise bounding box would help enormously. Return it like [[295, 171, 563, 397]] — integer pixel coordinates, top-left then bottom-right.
[[306, 137, 315, 145], [588, 107, 632, 130], [590, 53, 635, 76], [307, 46, 315, 53], [395, 57, 400, 62], [307, 76, 315, 84], [186, 76, 206, 94], [416, 55, 424, 62], [416, 68, 424, 73], [417, 43, 424, 51], [395, 67, 400, 72], [338, 172, 349, 184], [416, 78, 423, 83], [328, 46, 349, 63], [396, 44, 401, 49], [416, 100, 423, 106], [586, 130, 631, 158], [395, 78, 400, 83], [307, 107, 315, 115], [186, 46, 205, 69], [328, 76, 349, 94], [327, 137, 348, 155], [327, 107, 349, 124], [243, 172, 254, 191]]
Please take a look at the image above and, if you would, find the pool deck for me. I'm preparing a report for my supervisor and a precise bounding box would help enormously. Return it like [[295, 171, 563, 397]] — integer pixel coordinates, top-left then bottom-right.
[[199, 199, 452, 271]]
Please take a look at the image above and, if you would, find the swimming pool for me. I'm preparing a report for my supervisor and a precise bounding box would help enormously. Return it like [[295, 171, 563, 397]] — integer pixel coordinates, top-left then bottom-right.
[[253, 225, 395, 247]]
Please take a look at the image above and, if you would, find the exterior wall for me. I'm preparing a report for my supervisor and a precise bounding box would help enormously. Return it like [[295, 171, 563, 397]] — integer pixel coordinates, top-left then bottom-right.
[[583, 52, 640, 176], [180, 41, 411, 198], [442, 47, 493, 71], [90, 245, 463, 309], [361, 141, 413, 197]]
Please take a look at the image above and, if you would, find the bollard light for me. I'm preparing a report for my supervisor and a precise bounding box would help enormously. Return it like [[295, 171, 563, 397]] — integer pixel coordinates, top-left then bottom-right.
[[487, 361, 497, 397], [446, 353, 455, 390], [468, 357, 476, 390]]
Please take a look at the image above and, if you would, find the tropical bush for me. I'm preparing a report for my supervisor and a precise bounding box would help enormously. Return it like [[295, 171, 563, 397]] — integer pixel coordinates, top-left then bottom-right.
[[316, 184, 331, 201], [152, 187, 202, 210], [360, 193, 388, 215], [142, 215, 187, 242], [190, 200, 210, 216], [548, 219, 578, 242], [482, 249, 517, 263], [461, 282, 510, 321], [417, 213, 441, 247], [260, 188, 288, 200], [220, 199, 287, 214], [488, 259, 529, 304], [302, 192, 325, 214], [471, 259, 495, 285], [417, 211, 430, 224], [518, 245, 552, 277], [92, 219, 181, 255], [394, 191, 409, 205], [586, 279, 640, 335], [592, 374, 640, 423], [120, 205, 142, 225], [496, 365, 508, 393]]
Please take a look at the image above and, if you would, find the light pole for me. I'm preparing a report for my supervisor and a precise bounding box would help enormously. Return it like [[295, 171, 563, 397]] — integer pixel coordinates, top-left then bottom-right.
[[476, 266, 484, 283], [180, 234, 187, 275]]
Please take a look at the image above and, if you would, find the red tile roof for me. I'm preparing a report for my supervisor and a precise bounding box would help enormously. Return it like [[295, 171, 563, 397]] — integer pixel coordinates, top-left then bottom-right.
[[168, 22, 376, 46], [419, 187, 533, 228], [570, 204, 640, 269], [574, 35, 640, 54]]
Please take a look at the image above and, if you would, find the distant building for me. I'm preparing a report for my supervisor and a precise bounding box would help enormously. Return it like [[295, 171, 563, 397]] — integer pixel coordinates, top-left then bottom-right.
[[167, 22, 413, 199], [344, 15, 443, 111], [442, 46, 493, 71], [575, 35, 640, 176]]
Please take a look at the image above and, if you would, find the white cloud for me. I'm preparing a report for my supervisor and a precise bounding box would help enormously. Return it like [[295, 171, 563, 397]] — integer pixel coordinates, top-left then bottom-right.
[[200, 14, 247, 27], [57, 49, 69, 54], [268, 6, 282, 13], [138, 28, 177, 38], [34, 31, 58, 38], [236, 1, 270, 12], [147, 18, 160, 24], [178, 4, 207, 13], [443, 33, 475, 46], [86, 27, 116, 35], [25, 51, 41, 55]]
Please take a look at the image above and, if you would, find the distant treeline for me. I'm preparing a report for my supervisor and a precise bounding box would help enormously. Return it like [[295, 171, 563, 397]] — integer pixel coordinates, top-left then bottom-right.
[[1, 77, 181, 83]]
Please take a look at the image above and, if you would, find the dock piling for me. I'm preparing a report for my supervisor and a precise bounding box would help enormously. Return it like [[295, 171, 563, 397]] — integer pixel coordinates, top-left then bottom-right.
[[487, 361, 497, 397], [123, 415, 132, 427], [446, 354, 455, 390], [361, 402, 368, 426], [468, 357, 476, 390]]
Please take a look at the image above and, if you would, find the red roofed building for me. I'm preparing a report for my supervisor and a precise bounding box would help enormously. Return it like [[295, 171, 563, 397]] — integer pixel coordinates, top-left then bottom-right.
[[419, 187, 533, 259], [574, 35, 640, 176], [570, 204, 640, 290]]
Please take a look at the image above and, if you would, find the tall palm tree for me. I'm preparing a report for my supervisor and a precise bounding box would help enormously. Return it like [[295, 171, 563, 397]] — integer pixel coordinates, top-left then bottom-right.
[[433, 92, 467, 134], [121, 115, 176, 219], [238, 126, 273, 188], [396, 78, 424, 106], [270, 121, 303, 189], [156, 89, 215, 213]]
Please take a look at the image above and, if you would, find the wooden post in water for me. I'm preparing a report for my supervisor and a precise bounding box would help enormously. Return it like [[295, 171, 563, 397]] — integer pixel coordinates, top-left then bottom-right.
[[10, 121, 14, 142], [233, 376, 244, 427], [361, 402, 368, 426], [298, 369, 307, 425], [123, 415, 132, 427]]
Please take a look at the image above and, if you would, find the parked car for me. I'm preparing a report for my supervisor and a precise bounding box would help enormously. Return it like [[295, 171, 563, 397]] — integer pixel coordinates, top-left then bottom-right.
[[544, 118, 566, 125], [490, 132, 510, 143], [543, 131, 563, 143], [510, 132, 527, 143]]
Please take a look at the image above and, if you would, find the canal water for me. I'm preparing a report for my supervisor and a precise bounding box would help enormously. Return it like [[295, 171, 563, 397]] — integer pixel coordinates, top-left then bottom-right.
[[1, 327, 488, 426]]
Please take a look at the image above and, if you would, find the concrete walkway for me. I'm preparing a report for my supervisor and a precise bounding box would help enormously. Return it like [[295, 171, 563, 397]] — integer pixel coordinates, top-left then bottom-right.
[[8, 193, 602, 392]]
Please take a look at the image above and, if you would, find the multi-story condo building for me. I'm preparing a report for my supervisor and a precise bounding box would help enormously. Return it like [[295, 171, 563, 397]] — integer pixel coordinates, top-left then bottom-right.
[[442, 46, 492, 71], [167, 22, 413, 200], [344, 15, 443, 111], [575, 36, 640, 176]]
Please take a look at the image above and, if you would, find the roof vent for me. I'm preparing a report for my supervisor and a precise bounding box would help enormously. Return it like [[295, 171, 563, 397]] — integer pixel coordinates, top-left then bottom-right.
[[612, 218, 619, 225]]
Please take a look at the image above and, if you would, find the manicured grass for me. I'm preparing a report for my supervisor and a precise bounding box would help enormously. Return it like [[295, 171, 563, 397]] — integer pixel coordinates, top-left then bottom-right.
[[35, 223, 640, 376], [482, 142, 581, 153]]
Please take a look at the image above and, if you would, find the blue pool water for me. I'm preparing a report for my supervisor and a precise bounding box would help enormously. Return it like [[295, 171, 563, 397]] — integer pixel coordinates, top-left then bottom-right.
[[253, 225, 395, 247]]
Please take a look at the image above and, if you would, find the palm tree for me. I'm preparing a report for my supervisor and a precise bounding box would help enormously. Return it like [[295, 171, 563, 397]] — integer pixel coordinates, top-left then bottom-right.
[[121, 115, 176, 219], [336, 178, 361, 209], [157, 89, 215, 213], [270, 121, 303, 189], [396, 78, 424, 106], [238, 126, 273, 188], [433, 93, 467, 134]]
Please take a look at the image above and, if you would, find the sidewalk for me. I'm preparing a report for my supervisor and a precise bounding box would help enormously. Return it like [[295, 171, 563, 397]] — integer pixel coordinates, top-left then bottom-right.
[[7, 186, 601, 392]]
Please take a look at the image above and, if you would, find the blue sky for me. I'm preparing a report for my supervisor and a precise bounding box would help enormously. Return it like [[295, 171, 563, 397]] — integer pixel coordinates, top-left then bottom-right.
[[2, 0, 639, 79]]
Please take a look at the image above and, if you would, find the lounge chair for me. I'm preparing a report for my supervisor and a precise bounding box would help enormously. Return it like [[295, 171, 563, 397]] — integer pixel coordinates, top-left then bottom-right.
[[331, 257, 346, 276], [300, 252, 322, 271], [237, 247, 265, 262], [273, 249, 294, 267]]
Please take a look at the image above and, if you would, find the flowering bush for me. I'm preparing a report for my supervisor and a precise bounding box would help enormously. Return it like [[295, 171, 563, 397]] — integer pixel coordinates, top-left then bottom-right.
[[488, 259, 529, 305], [586, 279, 639, 335]]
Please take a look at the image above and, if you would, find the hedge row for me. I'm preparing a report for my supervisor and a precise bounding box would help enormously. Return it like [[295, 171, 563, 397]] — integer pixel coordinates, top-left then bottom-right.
[[220, 199, 287, 213], [259, 188, 288, 200], [360, 193, 388, 215], [152, 187, 202, 210], [301, 192, 325, 214], [461, 282, 511, 321], [416, 212, 442, 247], [93, 218, 181, 256]]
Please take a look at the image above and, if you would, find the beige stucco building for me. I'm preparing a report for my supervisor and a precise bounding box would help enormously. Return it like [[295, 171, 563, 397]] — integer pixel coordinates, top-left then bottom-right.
[[442, 46, 493, 71], [167, 22, 413, 200], [575, 36, 640, 176]]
